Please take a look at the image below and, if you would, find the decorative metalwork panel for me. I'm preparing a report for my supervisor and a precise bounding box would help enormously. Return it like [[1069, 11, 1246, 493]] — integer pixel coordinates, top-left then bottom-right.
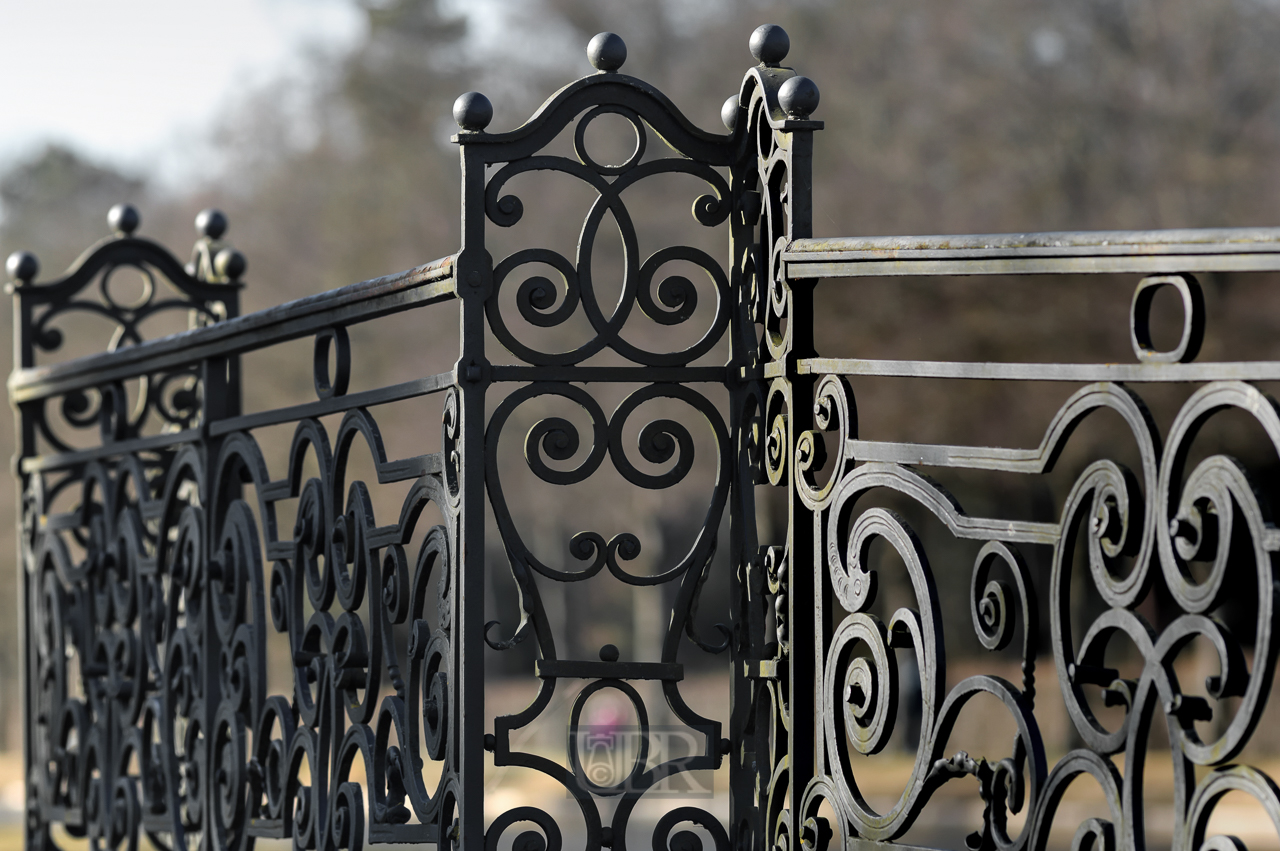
[[11, 19, 1280, 851], [781, 251, 1280, 850], [448, 28, 809, 849], [10, 206, 462, 851]]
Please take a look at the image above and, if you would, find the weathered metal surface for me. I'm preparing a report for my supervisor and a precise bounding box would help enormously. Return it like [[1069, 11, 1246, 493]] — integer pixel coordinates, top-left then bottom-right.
[[9, 200, 466, 851], [798, 358, 1280, 382], [9, 21, 1280, 851], [791, 372, 1280, 850], [787, 229, 1280, 277]]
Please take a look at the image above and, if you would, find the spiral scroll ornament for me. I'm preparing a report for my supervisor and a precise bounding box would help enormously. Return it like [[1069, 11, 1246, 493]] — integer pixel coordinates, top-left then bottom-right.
[[480, 113, 732, 368], [802, 370, 1280, 851], [21, 391, 462, 850]]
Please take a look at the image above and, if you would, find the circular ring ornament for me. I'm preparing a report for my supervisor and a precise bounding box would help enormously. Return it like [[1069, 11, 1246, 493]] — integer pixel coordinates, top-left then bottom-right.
[[574, 105, 647, 175], [1130, 274, 1204, 363], [313, 326, 351, 400], [568, 679, 648, 796]]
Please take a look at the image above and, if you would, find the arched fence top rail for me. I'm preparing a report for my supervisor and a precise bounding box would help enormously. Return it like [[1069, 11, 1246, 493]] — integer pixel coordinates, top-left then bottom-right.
[[10, 22, 1280, 851]]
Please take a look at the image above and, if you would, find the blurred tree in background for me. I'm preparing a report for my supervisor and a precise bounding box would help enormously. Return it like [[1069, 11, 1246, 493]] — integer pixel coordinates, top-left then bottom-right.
[[2, 0, 1280, 747]]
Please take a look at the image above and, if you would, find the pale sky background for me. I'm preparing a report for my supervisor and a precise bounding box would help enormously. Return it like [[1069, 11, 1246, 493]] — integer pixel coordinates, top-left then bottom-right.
[[0, 0, 367, 185]]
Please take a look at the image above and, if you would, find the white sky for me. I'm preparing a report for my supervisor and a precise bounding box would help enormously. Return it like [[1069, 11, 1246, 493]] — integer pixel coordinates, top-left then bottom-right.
[[0, 0, 365, 184]]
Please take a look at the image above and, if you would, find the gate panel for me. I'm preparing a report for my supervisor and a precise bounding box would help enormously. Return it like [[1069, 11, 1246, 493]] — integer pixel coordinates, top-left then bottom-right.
[[783, 233, 1280, 850], [452, 34, 758, 848], [10, 215, 463, 851]]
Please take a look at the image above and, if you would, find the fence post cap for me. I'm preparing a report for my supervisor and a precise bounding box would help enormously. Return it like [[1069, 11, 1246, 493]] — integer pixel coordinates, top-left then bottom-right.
[[453, 91, 493, 132], [108, 203, 140, 236], [196, 208, 228, 239], [587, 32, 627, 73], [779, 76, 820, 119], [721, 95, 740, 131], [751, 24, 790, 66], [6, 250, 38, 285]]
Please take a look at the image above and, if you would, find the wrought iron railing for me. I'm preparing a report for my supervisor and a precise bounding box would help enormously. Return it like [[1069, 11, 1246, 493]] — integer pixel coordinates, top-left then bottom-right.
[[10, 22, 1280, 851]]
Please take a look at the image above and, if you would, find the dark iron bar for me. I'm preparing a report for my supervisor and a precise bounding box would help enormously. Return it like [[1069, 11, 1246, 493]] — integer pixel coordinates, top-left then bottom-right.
[[207, 372, 457, 436], [786, 229, 1280, 277], [788, 254, 1280, 277], [800, 357, 1280, 382]]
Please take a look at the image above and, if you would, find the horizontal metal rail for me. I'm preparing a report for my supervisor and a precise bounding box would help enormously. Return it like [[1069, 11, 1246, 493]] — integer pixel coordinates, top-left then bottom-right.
[[786, 227, 1280, 276], [797, 357, 1280, 382], [8, 253, 456, 403], [208, 369, 458, 435]]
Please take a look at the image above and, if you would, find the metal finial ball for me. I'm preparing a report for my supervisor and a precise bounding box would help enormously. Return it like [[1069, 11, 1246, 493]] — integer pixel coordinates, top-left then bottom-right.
[[214, 248, 246, 281], [108, 203, 140, 236], [750, 24, 790, 66], [721, 95, 741, 131], [6, 251, 38, 284], [196, 208, 228, 239], [587, 32, 627, 73], [779, 75, 819, 118], [453, 92, 493, 132], [599, 644, 620, 662]]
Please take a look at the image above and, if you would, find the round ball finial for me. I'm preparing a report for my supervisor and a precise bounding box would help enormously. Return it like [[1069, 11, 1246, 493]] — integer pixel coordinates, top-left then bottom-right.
[[108, 203, 140, 236], [750, 24, 790, 66], [196, 208, 228, 239], [721, 95, 741, 131], [453, 91, 493, 132], [599, 644, 620, 663], [779, 75, 820, 119], [214, 248, 246, 282], [6, 251, 38, 284], [587, 32, 627, 73]]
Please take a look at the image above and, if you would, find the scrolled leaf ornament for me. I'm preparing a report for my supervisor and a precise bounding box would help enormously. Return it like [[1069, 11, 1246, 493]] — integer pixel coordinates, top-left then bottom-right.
[[692, 188, 732, 227], [1180, 766, 1280, 851], [511, 385, 608, 488], [971, 541, 1038, 700], [764, 380, 790, 487], [635, 244, 729, 331], [827, 613, 898, 757], [496, 248, 580, 329], [797, 375, 853, 508], [525, 417, 592, 485], [484, 807, 563, 851], [153, 368, 202, 428], [330, 781, 365, 851], [1157, 381, 1280, 612], [608, 396, 696, 491], [211, 703, 248, 851], [443, 385, 461, 504], [652, 808, 732, 851]]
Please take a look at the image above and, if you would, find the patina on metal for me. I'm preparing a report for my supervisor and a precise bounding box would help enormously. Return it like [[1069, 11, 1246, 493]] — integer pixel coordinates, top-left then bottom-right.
[[9, 22, 1280, 851]]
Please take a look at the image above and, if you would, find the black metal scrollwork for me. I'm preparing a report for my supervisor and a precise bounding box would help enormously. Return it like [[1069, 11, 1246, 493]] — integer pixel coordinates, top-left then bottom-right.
[[14, 18, 1280, 851], [804, 332, 1280, 850], [457, 26, 768, 845]]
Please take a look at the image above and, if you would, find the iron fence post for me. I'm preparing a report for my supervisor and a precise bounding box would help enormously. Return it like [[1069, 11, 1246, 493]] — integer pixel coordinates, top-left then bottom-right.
[[9, 253, 39, 851], [454, 125, 493, 851], [733, 27, 824, 850]]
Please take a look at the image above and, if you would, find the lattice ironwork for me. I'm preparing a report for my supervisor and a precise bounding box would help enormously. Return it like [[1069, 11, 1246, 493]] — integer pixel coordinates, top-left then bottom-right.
[[10, 21, 1280, 851]]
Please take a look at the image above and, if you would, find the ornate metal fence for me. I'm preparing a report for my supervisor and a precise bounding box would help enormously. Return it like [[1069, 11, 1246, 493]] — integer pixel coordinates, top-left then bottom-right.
[[10, 22, 1280, 851]]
